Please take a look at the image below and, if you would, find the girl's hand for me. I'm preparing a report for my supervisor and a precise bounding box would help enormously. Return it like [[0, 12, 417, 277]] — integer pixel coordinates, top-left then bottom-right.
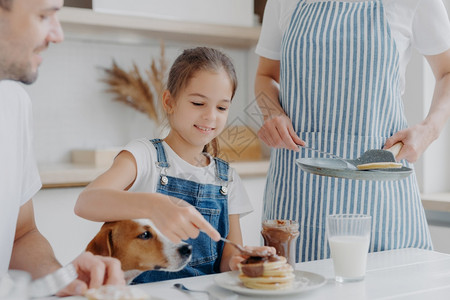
[[257, 114, 305, 150], [148, 195, 220, 244], [384, 122, 439, 163], [228, 246, 277, 271]]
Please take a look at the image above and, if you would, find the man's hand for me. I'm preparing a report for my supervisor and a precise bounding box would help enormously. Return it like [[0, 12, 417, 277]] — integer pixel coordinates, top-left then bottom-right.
[[56, 252, 125, 297]]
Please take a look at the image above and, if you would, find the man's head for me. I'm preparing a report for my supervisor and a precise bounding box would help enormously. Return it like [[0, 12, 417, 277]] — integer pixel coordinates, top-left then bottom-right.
[[0, 0, 64, 83]]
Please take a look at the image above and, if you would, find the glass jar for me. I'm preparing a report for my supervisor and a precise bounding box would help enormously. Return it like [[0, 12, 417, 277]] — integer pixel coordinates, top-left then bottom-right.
[[261, 220, 299, 267]]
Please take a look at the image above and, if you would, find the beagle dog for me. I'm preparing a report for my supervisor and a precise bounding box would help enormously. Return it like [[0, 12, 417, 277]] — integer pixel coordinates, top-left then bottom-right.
[[86, 219, 192, 283]]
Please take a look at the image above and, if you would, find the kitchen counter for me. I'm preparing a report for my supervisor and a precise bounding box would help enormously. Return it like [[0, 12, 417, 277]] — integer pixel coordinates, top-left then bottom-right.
[[38, 160, 271, 188], [421, 193, 450, 213]]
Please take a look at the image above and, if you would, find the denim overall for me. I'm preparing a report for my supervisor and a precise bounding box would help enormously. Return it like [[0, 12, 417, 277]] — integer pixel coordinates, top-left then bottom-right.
[[132, 139, 229, 283]]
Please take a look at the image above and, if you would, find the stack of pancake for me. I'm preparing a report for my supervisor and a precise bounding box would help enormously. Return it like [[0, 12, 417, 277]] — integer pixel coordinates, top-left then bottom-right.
[[238, 255, 295, 290]]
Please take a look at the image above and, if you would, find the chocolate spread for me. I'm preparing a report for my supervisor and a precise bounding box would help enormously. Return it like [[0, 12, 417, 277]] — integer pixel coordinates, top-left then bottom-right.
[[261, 220, 299, 267], [240, 255, 281, 277]]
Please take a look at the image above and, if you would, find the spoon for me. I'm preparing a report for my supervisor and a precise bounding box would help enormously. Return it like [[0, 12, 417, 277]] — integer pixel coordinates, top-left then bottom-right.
[[301, 142, 403, 170], [301, 145, 357, 170], [220, 237, 274, 257], [173, 283, 217, 300]]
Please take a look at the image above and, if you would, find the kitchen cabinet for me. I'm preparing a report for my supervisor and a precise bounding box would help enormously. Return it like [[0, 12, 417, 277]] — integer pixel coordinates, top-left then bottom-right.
[[59, 7, 261, 48]]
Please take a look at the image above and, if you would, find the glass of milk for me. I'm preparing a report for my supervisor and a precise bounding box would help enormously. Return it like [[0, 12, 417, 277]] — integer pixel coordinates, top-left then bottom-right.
[[326, 214, 372, 283]]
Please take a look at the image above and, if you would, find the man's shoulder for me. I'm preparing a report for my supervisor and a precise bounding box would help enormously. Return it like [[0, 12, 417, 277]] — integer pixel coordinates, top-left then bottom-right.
[[0, 80, 29, 101], [0, 80, 24, 90]]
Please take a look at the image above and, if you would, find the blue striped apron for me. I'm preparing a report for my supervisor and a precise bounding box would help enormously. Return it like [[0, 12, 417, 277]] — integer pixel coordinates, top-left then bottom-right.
[[263, 0, 433, 263]]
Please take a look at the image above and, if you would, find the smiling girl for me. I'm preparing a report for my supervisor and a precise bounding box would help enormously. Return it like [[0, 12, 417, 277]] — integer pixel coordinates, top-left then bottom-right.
[[75, 47, 271, 283]]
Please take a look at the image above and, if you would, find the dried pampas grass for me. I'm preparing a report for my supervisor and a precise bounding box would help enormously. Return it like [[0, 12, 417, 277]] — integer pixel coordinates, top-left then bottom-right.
[[101, 42, 167, 123], [147, 43, 167, 106]]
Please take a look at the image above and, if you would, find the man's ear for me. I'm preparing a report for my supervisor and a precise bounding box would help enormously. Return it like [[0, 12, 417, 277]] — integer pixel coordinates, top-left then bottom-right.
[[162, 90, 174, 114]]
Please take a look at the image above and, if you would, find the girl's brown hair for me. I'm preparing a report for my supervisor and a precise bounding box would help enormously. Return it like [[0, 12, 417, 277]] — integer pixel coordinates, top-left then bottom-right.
[[166, 47, 237, 157]]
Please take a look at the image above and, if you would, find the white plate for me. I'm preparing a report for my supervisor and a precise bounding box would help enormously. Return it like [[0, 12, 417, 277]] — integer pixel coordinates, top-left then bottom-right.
[[214, 270, 326, 297]]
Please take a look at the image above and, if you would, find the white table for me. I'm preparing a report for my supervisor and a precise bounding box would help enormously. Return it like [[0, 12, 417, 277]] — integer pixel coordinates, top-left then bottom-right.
[[44, 248, 450, 300]]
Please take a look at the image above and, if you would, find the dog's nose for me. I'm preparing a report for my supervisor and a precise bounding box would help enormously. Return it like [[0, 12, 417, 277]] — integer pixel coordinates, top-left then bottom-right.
[[178, 244, 192, 258]]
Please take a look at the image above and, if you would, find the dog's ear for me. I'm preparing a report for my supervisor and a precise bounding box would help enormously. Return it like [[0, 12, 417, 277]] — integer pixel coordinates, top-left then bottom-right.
[[86, 224, 114, 257]]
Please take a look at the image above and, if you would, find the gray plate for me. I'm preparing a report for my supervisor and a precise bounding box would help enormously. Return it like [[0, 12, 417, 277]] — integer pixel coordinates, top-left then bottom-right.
[[296, 157, 413, 181]]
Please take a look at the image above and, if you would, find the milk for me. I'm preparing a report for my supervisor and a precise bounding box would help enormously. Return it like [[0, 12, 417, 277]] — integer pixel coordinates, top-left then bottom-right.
[[329, 235, 370, 281]]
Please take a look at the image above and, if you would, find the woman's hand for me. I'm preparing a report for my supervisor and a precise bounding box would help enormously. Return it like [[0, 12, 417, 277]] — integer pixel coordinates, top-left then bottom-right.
[[384, 122, 440, 163], [228, 246, 277, 271], [257, 114, 305, 151]]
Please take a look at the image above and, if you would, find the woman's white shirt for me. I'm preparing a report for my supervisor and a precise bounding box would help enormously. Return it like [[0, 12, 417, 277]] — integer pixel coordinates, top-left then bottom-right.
[[124, 138, 253, 216], [256, 0, 450, 93]]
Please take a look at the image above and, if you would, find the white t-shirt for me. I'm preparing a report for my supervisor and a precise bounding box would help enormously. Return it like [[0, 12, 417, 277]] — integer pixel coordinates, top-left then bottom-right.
[[256, 0, 450, 93], [124, 139, 253, 216], [0, 80, 42, 274]]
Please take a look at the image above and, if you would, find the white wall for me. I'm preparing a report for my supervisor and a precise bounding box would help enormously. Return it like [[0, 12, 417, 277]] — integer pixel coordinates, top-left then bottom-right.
[[33, 187, 101, 265], [421, 58, 450, 193], [240, 177, 266, 247]]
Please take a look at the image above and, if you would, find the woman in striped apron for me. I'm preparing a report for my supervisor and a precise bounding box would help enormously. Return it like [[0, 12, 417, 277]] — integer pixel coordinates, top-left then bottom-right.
[[255, 0, 450, 262]]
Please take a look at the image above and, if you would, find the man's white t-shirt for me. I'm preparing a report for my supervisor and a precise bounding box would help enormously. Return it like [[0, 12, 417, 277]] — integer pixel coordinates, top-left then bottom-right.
[[0, 81, 42, 274], [124, 139, 253, 216], [256, 0, 450, 93]]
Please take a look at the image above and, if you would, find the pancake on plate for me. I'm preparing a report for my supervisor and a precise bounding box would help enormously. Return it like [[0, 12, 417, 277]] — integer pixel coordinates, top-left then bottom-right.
[[238, 255, 294, 290]]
